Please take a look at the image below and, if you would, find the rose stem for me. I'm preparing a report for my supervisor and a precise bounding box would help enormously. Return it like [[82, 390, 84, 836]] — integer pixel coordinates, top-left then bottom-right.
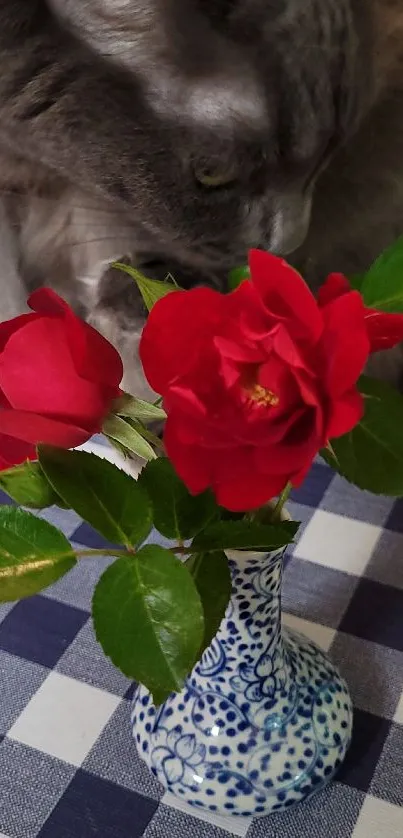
[[271, 482, 292, 523]]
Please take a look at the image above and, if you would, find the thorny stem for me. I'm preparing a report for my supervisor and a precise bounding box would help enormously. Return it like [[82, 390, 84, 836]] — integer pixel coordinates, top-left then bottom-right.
[[74, 545, 189, 561], [271, 482, 292, 522], [74, 548, 133, 560]]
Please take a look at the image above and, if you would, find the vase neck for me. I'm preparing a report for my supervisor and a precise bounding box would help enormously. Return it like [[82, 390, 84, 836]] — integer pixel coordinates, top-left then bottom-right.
[[227, 549, 284, 648]]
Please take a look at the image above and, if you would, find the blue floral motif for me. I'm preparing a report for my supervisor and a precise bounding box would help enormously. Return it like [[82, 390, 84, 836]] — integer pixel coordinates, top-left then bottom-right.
[[231, 646, 289, 702], [131, 548, 353, 819], [197, 637, 227, 678], [152, 731, 206, 788]]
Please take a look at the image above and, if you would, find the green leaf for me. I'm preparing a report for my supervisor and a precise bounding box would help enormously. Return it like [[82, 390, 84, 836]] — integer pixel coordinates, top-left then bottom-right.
[[360, 236, 403, 311], [103, 415, 157, 461], [0, 461, 68, 509], [228, 265, 250, 290], [191, 519, 298, 553], [113, 393, 166, 423], [219, 508, 245, 521], [322, 375, 403, 495], [112, 262, 176, 312], [349, 273, 364, 293], [139, 458, 218, 539], [39, 446, 152, 548], [187, 551, 231, 654], [0, 507, 76, 601], [92, 545, 204, 703]]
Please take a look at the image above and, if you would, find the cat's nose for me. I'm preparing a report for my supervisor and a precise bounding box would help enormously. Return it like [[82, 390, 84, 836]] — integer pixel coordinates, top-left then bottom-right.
[[268, 194, 312, 256]]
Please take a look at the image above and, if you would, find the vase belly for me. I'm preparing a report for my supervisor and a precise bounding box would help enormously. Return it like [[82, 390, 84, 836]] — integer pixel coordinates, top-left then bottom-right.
[[131, 549, 353, 818]]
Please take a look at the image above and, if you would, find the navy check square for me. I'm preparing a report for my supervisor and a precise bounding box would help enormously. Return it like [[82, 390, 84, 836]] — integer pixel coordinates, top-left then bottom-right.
[[340, 580, 403, 652], [37, 771, 159, 838], [0, 438, 402, 838], [0, 596, 89, 668]]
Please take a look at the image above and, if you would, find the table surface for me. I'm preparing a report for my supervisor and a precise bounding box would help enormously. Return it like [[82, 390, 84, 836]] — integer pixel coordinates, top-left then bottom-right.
[[0, 437, 403, 838]]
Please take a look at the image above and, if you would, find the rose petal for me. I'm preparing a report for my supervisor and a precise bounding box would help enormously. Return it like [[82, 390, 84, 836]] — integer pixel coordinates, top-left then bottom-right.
[[0, 318, 115, 428], [0, 433, 36, 470], [257, 430, 319, 476], [215, 469, 288, 512], [163, 418, 211, 495], [166, 386, 207, 421], [317, 275, 403, 353], [0, 410, 93, 449], [0, 312, 40, 353], [28, 287, 71, 316], [292, 366, 321, 410], [258, 354, 300, 409], [248, 250, 323, 344], [28, 288, 123, 389], [269, 324, 311, 370], [321, 291, 370, 395], [214, 335, 263, 364], [0, 388, 11, 409], [327, 388, 364, 439], [209, 445, 259, 483], [140, 287, 225, 395], [291, 456, 317, 489], [317, 273, 351, 307], [223, 280, 271, 341], [30, 288, 123, 389], [218, 353, 244, 389], [68, 320, 123, 389], [364, 309, 403, 352]]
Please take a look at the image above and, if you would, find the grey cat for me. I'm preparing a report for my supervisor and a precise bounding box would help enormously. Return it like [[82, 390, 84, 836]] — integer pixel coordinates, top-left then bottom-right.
[[0, 0, 402, 395]]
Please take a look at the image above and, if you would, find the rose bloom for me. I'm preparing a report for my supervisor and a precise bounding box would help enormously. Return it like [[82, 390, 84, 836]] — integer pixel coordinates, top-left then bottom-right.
[[140, 250, 371, 511], [0, 288, 123, 469]]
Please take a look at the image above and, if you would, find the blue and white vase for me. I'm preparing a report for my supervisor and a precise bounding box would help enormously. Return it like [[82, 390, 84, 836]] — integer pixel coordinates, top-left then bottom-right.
[[131, 543, 353, 818]]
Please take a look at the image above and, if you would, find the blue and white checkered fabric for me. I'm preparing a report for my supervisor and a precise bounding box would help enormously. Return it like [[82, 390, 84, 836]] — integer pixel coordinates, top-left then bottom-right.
[[0, 437, 402, 838]]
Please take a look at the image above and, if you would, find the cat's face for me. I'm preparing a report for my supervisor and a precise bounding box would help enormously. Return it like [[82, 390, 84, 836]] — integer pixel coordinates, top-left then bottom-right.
[[50, 0, 374, 278]]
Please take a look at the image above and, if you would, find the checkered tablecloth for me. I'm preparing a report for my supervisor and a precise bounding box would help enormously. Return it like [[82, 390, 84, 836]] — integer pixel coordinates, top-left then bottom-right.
[[0, 437, 402, 838]]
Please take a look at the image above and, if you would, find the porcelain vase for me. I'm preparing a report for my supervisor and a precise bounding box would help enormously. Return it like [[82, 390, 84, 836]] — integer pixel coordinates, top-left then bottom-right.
[[131, 544, 353, 818]]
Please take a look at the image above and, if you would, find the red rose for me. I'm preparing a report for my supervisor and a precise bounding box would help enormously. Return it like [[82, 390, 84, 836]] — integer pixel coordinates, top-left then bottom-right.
[[140, 250, 370, 511], [318, 273, 403, 351], [0, 288, 123, 469]]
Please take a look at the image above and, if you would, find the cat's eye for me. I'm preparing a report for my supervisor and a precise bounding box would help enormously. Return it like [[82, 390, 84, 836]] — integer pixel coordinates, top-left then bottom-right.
[[193, 163, 236, 189]]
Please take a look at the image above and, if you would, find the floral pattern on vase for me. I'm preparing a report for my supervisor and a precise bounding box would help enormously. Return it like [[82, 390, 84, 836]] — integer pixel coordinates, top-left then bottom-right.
[[131, 547, 353, 818]]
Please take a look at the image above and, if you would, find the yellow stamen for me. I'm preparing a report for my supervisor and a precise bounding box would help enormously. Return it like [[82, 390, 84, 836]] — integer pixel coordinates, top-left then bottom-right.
[[248, 384, 279, 407]]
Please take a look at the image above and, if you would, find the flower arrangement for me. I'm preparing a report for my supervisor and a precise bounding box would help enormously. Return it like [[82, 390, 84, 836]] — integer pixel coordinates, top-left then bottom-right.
[[1, 241, 403, 704]]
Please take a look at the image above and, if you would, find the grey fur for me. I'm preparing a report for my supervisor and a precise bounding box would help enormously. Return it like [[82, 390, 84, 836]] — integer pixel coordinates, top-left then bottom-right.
[[0, 0, 402, 392]]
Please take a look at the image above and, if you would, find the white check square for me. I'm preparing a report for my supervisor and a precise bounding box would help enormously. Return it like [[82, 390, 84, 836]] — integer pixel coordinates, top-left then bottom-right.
[[393, 691, 403, 725], [294, 510, 381, 576], [352, 795, 403, 838], [8, 671, 120, 767], [282, 612, 336, 651], [162, 792, 252, 837]]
